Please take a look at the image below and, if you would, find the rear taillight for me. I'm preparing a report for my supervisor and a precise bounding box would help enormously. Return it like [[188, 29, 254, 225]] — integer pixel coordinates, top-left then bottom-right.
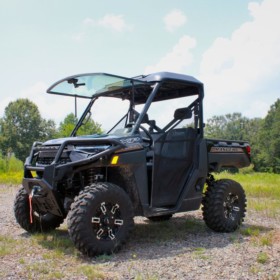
[[246, 145, 251, 155]]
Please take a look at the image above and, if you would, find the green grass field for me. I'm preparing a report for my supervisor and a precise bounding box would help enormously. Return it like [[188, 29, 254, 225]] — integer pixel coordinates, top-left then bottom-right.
[[215, 172, 280, 218], [0, 171, 23, 185]]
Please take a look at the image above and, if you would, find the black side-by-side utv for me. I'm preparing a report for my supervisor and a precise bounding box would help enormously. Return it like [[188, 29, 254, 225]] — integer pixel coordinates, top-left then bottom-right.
[[14, 72, 251, 256]]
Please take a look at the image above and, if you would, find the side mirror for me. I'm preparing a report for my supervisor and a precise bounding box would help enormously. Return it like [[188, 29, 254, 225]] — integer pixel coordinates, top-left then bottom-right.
[[174, 107, 192, 120]]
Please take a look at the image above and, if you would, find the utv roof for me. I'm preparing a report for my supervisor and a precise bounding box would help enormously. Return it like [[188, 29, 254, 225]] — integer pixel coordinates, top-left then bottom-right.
[[47, 72, 203, 104], [136, 72, 202, 85]]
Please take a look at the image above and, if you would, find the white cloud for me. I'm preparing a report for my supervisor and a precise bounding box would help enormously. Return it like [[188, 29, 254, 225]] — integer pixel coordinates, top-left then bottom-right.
[[83, 17, 95, 26], [72, 32, 85, 42], [200, 0, 280, 119], [164, 9, 187, 32], [97, 14, 132, 32], [73, 14, 132, 41], [144, 35, 196, 74]]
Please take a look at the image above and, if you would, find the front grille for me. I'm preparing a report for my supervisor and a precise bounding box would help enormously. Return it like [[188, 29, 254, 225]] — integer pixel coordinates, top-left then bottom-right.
[[36, 146, 71, 166], [36, 157, 71, 166]]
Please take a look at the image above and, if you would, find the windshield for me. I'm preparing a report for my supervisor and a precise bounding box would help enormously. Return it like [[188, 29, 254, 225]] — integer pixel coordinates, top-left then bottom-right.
[[92, 96, 131, 134], [47, 73, 147, 99]]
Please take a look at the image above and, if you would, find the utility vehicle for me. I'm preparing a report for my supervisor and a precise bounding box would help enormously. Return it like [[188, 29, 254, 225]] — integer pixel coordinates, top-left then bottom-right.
[[14, 72, 251, 256]]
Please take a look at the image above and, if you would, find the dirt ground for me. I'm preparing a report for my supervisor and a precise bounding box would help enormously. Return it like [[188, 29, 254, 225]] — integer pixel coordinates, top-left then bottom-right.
[[0, 184, 279, 280]]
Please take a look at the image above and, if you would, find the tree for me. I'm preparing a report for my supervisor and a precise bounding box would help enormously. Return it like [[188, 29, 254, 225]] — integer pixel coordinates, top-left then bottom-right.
[[40, 119, 57, 140], [255, 99, 280, 173], [205, 113, 250, 140], [0, 99, 56, 162], [205, 112, 263, 171], [57, 113, 76, 138], [57, 113, 102, 138]]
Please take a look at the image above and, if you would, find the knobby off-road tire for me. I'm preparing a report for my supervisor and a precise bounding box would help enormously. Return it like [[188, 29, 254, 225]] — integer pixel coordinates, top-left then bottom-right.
[[67, 182, 134, 257], [14, 187, 64, 233], [147, 214, 173, 222], [202, 179, 246, 232]]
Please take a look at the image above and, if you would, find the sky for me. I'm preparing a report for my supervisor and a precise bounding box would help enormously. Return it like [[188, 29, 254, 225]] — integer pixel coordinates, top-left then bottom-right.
[[1, 0, 280, 127]]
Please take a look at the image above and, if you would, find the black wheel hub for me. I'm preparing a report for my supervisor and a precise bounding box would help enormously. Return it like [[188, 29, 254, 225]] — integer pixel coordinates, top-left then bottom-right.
[[223, 193, 240, 220], [91, 202, 123, 240]]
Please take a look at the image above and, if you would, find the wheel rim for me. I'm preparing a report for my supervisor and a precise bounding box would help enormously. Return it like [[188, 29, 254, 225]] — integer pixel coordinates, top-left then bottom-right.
[[223, 193, 240, 221], [91, 202, 124, 240]]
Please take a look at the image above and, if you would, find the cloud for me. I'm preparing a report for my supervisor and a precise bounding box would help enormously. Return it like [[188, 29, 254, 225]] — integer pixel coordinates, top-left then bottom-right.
[[164, 9, 187, 32], [83, 17, 95, 26], [72, 32, 86, 42], [97, 14, 133, 32], [200, 0, 280, 119], [144, 35, 196, 74], [73, 14, 132, 41]]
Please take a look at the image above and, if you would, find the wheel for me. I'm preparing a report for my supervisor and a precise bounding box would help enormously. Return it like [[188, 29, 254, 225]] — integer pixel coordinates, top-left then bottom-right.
[[67, 182, 134, 256], [147, 214, 173, 222], [14, 187, 64, 233], [202, 179, 246, 232]]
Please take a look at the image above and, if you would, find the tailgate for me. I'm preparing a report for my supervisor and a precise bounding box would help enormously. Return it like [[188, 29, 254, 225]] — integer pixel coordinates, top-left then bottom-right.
[[206, 139, 251, 172]]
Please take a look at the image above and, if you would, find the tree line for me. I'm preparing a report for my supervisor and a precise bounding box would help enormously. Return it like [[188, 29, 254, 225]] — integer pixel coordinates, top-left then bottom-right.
[[0, 99, 102, 162], [0, 98, 279, 173], [204, 99, 280, 173]]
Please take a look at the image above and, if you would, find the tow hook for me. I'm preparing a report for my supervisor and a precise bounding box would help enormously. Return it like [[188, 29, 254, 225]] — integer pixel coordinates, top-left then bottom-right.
[[29, 186, 41, 224], [29, 189, 34, 224]]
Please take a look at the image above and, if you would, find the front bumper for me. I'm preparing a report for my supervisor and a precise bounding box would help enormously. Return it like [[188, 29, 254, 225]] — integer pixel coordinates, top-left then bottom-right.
[[23, 138, 125, 217], [22, 177, 64, 217]]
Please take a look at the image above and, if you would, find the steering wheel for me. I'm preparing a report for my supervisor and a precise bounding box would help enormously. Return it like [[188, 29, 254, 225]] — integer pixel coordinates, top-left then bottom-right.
[[139, 125, 153, 147]]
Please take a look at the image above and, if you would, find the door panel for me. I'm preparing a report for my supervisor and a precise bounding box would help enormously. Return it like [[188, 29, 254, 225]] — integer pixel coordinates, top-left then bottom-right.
[[151, 128, 197, 207]]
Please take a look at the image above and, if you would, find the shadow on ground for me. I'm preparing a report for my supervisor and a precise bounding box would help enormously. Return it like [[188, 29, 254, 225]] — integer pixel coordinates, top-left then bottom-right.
[[19, 212, 275, 263]]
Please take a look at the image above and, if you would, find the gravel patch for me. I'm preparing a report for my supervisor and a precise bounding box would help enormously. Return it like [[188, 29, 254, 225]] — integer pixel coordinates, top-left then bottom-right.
[[0, 184, 279, 279]]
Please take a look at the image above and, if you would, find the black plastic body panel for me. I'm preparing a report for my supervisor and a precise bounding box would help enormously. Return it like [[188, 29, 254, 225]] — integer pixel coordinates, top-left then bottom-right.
[[206, 139, 251, 172]]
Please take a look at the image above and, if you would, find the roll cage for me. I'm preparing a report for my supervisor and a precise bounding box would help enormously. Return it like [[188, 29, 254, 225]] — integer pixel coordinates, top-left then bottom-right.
[[47, 72, 205, 137]]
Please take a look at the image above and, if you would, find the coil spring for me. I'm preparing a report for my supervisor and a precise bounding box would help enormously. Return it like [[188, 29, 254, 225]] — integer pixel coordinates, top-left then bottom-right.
[[86, 168, 95, 186]]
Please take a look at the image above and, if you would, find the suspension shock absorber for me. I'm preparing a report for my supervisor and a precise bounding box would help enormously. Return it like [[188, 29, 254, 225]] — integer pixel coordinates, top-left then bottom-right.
[[86, 168, 95, 186]]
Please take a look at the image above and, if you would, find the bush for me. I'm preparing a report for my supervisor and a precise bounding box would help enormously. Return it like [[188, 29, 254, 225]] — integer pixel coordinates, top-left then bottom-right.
[[0, 154, 23, 184], [239, 164, 255, 174], [0, 154, 7, 172], [0, 153, 23, 173], [7, 155, 23, 172]]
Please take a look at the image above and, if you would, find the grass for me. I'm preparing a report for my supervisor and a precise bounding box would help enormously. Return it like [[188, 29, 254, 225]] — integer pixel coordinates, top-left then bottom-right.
[[0, 235, 18, 257], [215, 172, 280, 217], [215, 172, 280, 199], [0, 171, 23, 185], [257, 252, 269, 264], [0, 230, 107, 279], [78, 265, 105, 279], [31, 231, 76, 256], [0, 234, 27, 257], [240, 226, 276, 248], [192, 247, 209, 260], [240, 226, 261, 237]]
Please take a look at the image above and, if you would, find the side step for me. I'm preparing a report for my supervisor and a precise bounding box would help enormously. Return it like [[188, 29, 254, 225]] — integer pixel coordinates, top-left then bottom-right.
[[144, 207, 174, 218]]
